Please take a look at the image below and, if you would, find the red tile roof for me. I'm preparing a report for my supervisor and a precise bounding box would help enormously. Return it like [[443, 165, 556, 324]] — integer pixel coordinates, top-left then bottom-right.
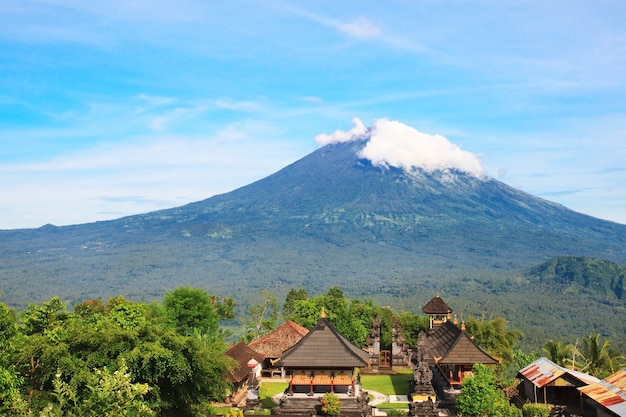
[[248, 320, 309, 358]]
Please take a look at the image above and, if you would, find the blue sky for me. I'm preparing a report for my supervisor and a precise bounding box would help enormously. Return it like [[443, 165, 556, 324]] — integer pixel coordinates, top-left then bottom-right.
[[1, 1, 625, 229]]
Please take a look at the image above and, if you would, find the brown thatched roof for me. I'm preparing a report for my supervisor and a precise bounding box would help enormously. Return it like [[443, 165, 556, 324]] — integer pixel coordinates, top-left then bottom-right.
[[276, 317, 369, 369], [422, 294, 453, 315], [248, 321, 309, 358], [225, 342, 266, 383], [423, 321, 498, 366]]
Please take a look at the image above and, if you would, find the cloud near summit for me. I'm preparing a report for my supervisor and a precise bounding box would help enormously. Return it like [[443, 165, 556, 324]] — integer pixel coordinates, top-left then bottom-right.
[[315, 118, 485, 178]]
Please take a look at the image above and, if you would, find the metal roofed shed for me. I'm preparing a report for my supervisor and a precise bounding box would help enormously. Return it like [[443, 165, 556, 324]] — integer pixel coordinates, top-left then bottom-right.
[[518, 357, 600, 414], [579, 368, 626, 417]]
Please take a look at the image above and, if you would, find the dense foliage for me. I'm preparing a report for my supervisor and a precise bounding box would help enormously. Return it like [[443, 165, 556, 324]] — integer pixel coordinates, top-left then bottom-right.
[[1, 290, 236, 417], [456, 364, 521, 417], [0, 286, 624, 416], [526, 256, 625, 302], [3, 139, 626, 357]]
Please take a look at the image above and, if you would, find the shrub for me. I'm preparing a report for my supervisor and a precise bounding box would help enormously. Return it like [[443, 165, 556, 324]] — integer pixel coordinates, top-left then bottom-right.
[[522, 403, 551, 417], [385, 409, 408, 416], [320, 393, 342, 416]]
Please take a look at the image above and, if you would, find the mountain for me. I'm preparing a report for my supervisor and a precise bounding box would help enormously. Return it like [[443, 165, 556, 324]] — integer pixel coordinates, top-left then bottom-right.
[[526, 256, 625, 301], [1, 139, 625, 347]]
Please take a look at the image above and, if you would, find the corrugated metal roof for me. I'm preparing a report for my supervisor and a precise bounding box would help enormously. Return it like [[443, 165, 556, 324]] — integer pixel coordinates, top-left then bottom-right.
[[518, 357, 599, 388], [579, 368, 626, 417]]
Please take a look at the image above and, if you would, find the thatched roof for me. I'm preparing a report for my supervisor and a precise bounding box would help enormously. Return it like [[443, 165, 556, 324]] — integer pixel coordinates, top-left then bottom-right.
[[277, 317, 369, 369], [422, 294, 453, 315], [424, 321, 499, 365], [225, 341, 266, 383]]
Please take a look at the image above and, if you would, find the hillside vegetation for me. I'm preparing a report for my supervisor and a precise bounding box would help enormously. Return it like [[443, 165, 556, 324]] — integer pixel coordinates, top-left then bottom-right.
[[1, 141, 625, 350], [526, 255, 625, 301]]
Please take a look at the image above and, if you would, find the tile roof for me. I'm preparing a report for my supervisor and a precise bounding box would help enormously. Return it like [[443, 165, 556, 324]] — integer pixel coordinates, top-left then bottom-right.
[[276, 317, 370, 369], [422, 295, 453, 315], [579, 368, 626, 417], [425, 321, 498, 365], [519, 357, 599, 388], [248, 321, 309, 358], [225, 341, 266, 383]]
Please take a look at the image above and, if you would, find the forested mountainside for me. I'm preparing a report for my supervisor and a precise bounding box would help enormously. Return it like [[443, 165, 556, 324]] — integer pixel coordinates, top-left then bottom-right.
[[1, 141, 625, 348]]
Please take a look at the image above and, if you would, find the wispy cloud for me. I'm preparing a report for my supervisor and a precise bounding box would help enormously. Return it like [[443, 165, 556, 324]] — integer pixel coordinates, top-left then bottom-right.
[[339, 16, 382, 39], [0, 121, 306, 228]]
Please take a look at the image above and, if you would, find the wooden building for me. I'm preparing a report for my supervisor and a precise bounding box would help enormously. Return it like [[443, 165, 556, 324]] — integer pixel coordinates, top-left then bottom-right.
[[224, 342, 266, 405], [275, 314, 371, 415], [578, 367, 626, 417], [421, 320, 499, 388], [422, 294, 453, 330], [248, 320, 309, 378], [518, 357, 599, 414]]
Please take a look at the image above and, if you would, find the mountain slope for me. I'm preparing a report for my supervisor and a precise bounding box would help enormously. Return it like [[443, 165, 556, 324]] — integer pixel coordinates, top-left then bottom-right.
[[1, 140, 625, 347], [526, 256, 625, 301]]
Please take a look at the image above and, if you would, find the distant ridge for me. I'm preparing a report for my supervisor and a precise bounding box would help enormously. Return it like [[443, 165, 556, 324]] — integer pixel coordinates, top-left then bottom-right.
[[1, 139, 625, 347]]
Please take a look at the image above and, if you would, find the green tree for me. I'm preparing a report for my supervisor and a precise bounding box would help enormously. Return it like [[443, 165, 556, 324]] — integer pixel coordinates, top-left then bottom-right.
[[575, 333, 625, 378], [283, 288, 308, 317], [288, 288, 379, 346], [542, 340, 573, 367], [19, 297, 69, 336], [163, 287, 234, 336], [12, 294, 235, 416], [466, 316, 523, 365], [395, 311, 429, 348], [40, 359, 154, 417], [242, 290, 280, 342], [0, 302, 22, 415], [456, 364, 510, 417]]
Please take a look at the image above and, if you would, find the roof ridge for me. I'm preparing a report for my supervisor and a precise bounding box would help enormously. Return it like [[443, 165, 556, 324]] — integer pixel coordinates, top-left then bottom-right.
[[277, 317, 369, 368]]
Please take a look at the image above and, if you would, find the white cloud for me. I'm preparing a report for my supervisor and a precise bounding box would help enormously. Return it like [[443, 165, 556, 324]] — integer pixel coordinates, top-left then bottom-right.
[[339, 16, 382, 39], [315, 117, 368, 145], [316, 118, 485, 178], [0, 121, 305, 229]]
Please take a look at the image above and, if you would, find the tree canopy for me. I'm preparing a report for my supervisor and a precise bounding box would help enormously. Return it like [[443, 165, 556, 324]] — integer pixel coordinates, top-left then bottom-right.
[[2, 289, 235, 417]]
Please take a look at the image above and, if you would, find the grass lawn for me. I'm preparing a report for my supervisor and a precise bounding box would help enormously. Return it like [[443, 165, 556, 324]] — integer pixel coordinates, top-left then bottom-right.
[[360, 369, 413, 395], [259, 381, 288, 408], [376, 403, 410, 409]]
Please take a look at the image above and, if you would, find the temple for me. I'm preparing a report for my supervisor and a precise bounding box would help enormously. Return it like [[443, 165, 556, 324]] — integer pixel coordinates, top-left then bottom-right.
[[415, 295, 500, 406], [274, 313, 371, 416], [421, 294, 452, 330]]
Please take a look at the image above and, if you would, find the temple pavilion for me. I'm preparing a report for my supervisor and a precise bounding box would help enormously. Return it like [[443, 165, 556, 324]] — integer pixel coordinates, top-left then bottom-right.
[[416, 295, 500, 406], [422, 294, 452, 330], [275, 311, 371, 416]]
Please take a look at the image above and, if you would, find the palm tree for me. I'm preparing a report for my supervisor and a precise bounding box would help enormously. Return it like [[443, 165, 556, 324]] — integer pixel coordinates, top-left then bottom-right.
[[575, 333, 625, 378], [542, 340, 574, 367]]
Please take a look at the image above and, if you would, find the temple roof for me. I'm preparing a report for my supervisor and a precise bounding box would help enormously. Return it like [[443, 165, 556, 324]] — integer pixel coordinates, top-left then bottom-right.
[[225, 341, 266, 383], [422, 294, 453, 315], [424, 321, 499, 365], [248, 320, 309, 358], [276, 317, 369, 369]]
